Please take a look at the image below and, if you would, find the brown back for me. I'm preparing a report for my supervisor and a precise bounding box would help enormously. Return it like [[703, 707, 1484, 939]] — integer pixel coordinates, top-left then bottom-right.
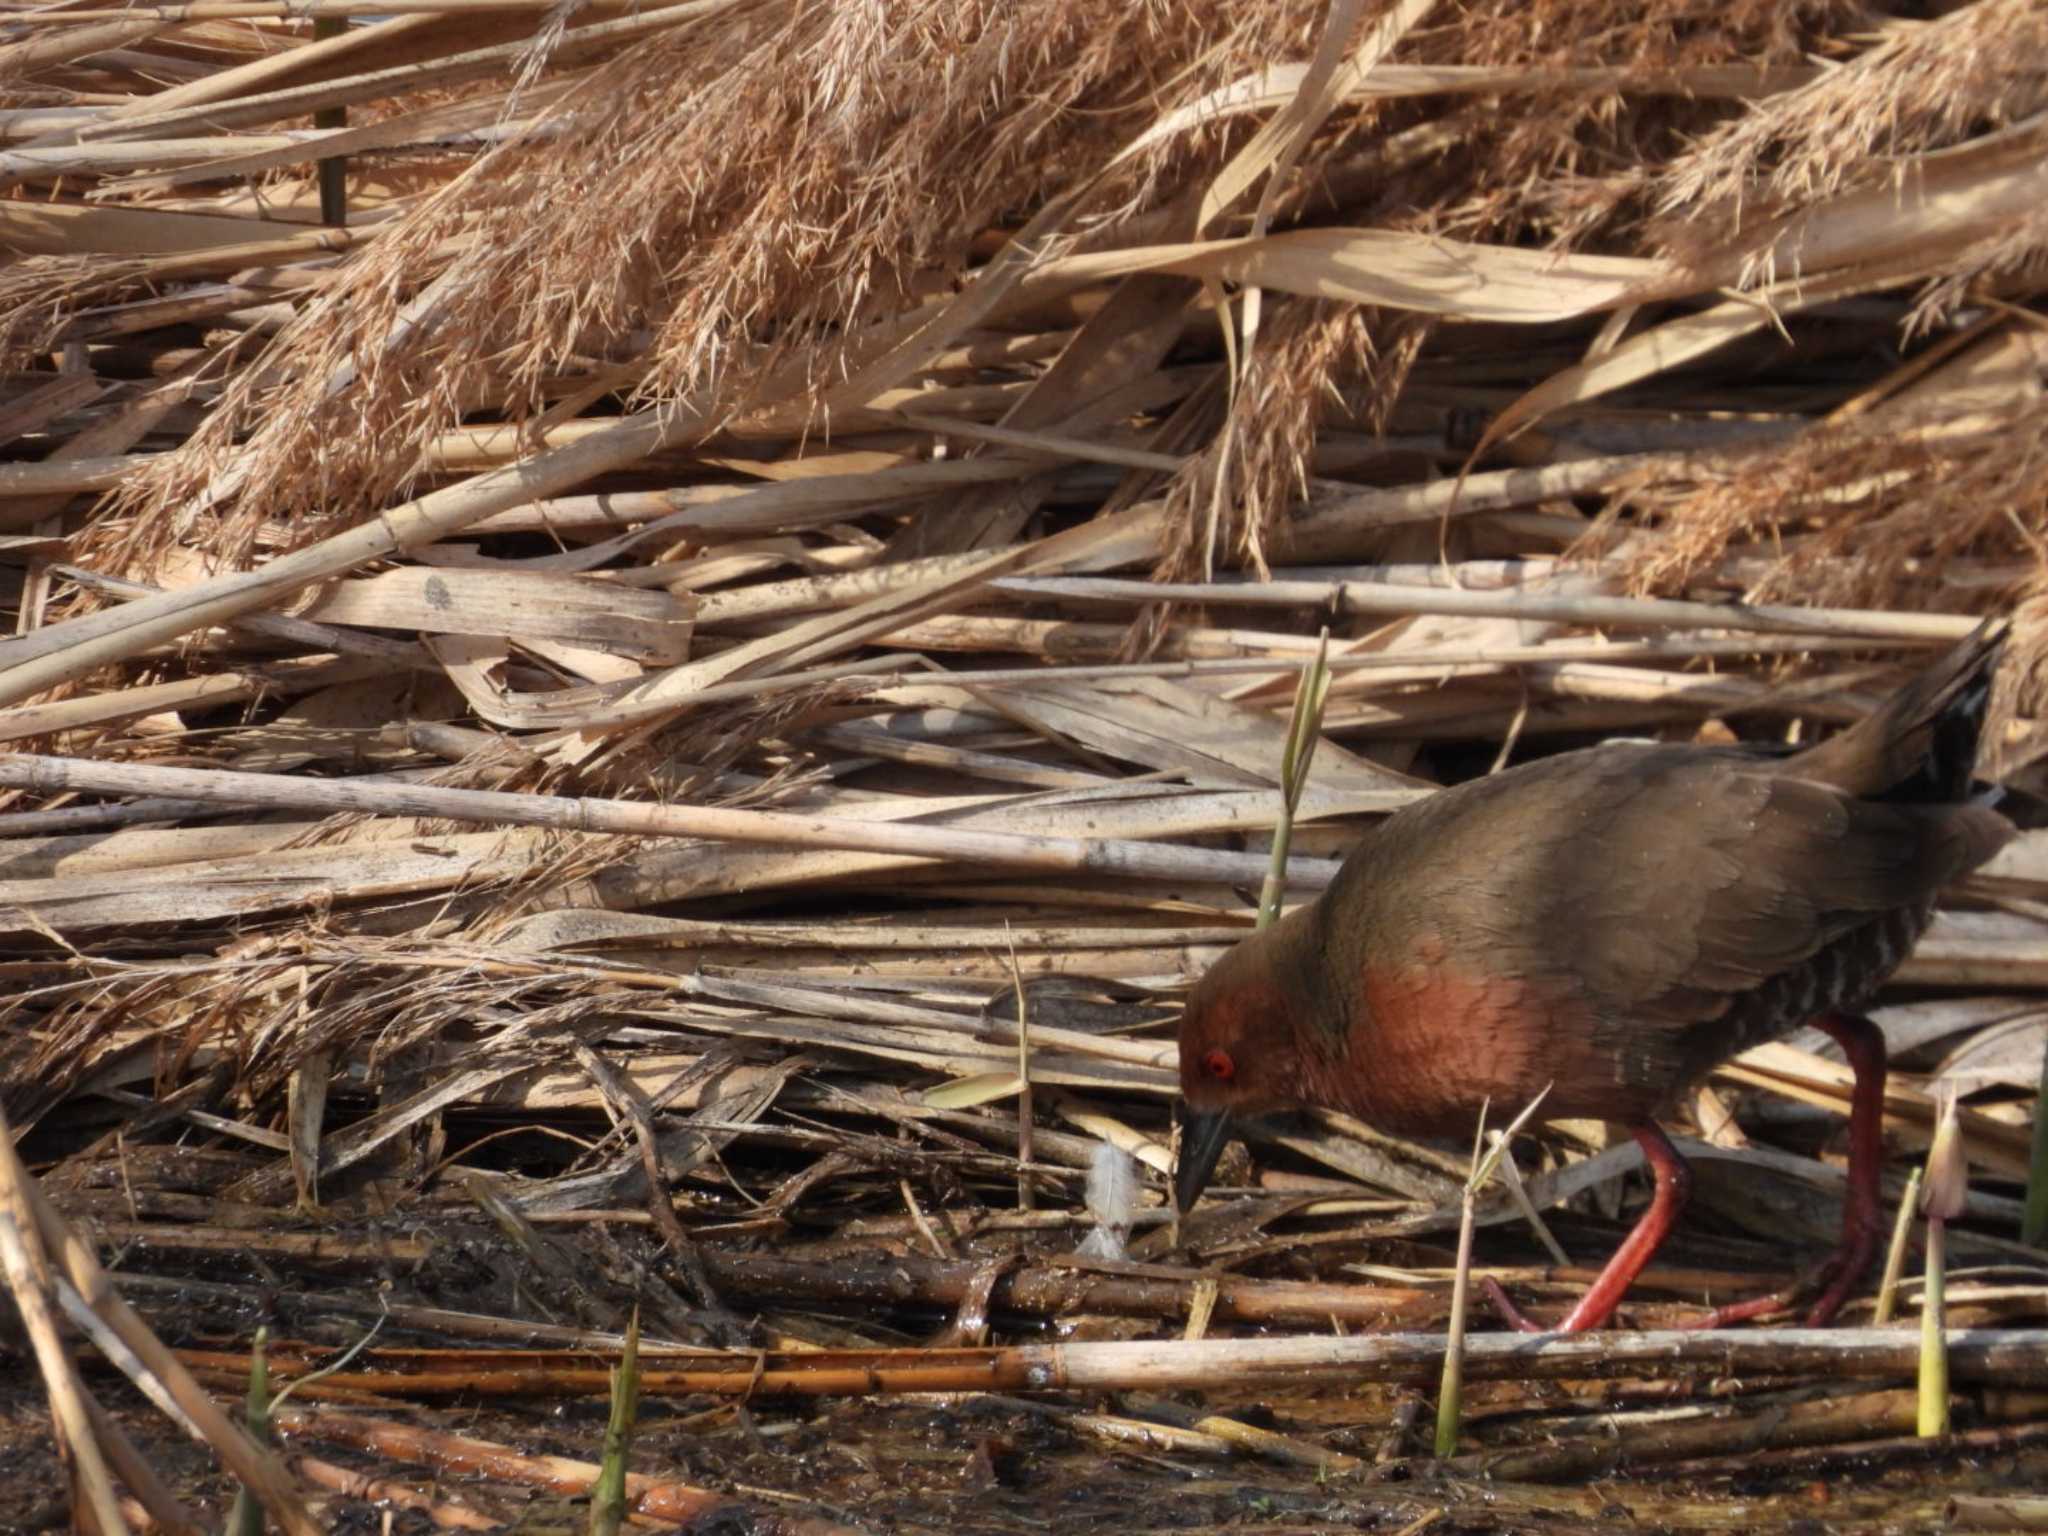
[[1300, 621, 2014, 1119]]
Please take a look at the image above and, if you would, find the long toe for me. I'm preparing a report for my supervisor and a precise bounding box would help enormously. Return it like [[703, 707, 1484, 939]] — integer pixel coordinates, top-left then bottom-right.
[[1804, 1229, 1880, 1327], [1685, 1236, 1876, 1331], [1480, 1276, 1550, 1335]]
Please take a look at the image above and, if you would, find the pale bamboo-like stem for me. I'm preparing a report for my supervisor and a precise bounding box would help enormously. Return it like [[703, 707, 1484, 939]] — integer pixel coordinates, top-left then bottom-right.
[[0, 15, 162, 79], [1015, 576, 1980, 640], [176, 1328, 2048, 1399], [0, 136, 306, 186], [0, 453, 152, 499], [0, 753, 1343, 889], [0, 656, 392, 744]]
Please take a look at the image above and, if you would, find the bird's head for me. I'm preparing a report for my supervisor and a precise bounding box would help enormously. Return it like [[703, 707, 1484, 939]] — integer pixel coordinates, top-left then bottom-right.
[[1174, 927, 1306, 1214]]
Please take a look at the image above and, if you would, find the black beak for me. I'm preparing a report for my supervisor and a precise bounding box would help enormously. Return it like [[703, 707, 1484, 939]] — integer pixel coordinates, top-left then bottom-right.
[[1175, 1108, 1234, 1214]]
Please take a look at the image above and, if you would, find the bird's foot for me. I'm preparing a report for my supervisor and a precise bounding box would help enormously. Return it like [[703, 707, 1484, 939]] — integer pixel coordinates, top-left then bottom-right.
[[1678, 1224, 1880, 1330], [1477, 1123, 1690, 1336]]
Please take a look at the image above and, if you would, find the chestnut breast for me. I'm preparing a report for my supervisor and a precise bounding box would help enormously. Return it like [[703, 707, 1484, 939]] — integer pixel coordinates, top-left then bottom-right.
[[1297, 931, 1622, 1136]]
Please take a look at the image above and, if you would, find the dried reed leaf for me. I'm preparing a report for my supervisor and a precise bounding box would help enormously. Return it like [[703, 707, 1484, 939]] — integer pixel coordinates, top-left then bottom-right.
[[923, 1072, 1027, 1110], [1037, 227, 1662, 325], [0, 199, 289, 255], [299, 566, 693, 665]]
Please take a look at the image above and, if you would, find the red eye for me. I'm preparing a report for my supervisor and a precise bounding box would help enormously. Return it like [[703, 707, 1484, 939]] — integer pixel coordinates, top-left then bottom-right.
[[1203, 1049, 1235, 1081]]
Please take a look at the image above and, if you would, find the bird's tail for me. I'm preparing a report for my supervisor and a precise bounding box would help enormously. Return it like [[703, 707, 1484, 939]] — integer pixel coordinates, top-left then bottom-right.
[[1788, 617, 2006, 803]]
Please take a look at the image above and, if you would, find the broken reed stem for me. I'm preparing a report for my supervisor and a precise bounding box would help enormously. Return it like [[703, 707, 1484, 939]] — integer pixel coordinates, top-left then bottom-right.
[[1453, 1385, 1934, 1482], [1185, 1410, 1362, 1475], [275, 1402, 738, 1524], [1875, 1166, 1923, 1326]]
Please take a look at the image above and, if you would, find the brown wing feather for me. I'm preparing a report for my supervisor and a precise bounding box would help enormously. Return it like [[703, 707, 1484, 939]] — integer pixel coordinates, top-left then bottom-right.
[[1612, 772, 2012, 1026], [1321, 741, 2012, 1120]]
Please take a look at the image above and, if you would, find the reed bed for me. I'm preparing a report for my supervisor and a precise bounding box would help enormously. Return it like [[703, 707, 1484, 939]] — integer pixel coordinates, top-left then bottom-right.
[[2, 0, 2047, 1528]]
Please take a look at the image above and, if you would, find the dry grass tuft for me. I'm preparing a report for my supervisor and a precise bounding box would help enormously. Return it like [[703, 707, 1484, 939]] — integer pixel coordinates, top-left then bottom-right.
[[1656, 0, 2048, 244], [1157, 297, 1374, 583], [97, 0, 1330, 575], [1620, 398, 2048, 607]]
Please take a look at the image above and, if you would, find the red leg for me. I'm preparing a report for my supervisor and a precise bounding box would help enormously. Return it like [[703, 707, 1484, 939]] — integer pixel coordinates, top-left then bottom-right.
[[1808, 1012, 1887, 1322], [1484, 1122, 1692, 1334], [1695, 1010, 1888, 1327]]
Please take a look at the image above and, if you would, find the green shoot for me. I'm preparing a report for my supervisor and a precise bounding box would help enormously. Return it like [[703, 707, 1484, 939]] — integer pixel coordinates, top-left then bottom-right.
[[224, 1328, 272, 1536], [1919, 1092, 1967, 1437], [1436, 1086, 1550, 1457], [2024, 1040, 2048, 1247], [588, 1308, 642, 1536], [1257, 630, 1332, 931]]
